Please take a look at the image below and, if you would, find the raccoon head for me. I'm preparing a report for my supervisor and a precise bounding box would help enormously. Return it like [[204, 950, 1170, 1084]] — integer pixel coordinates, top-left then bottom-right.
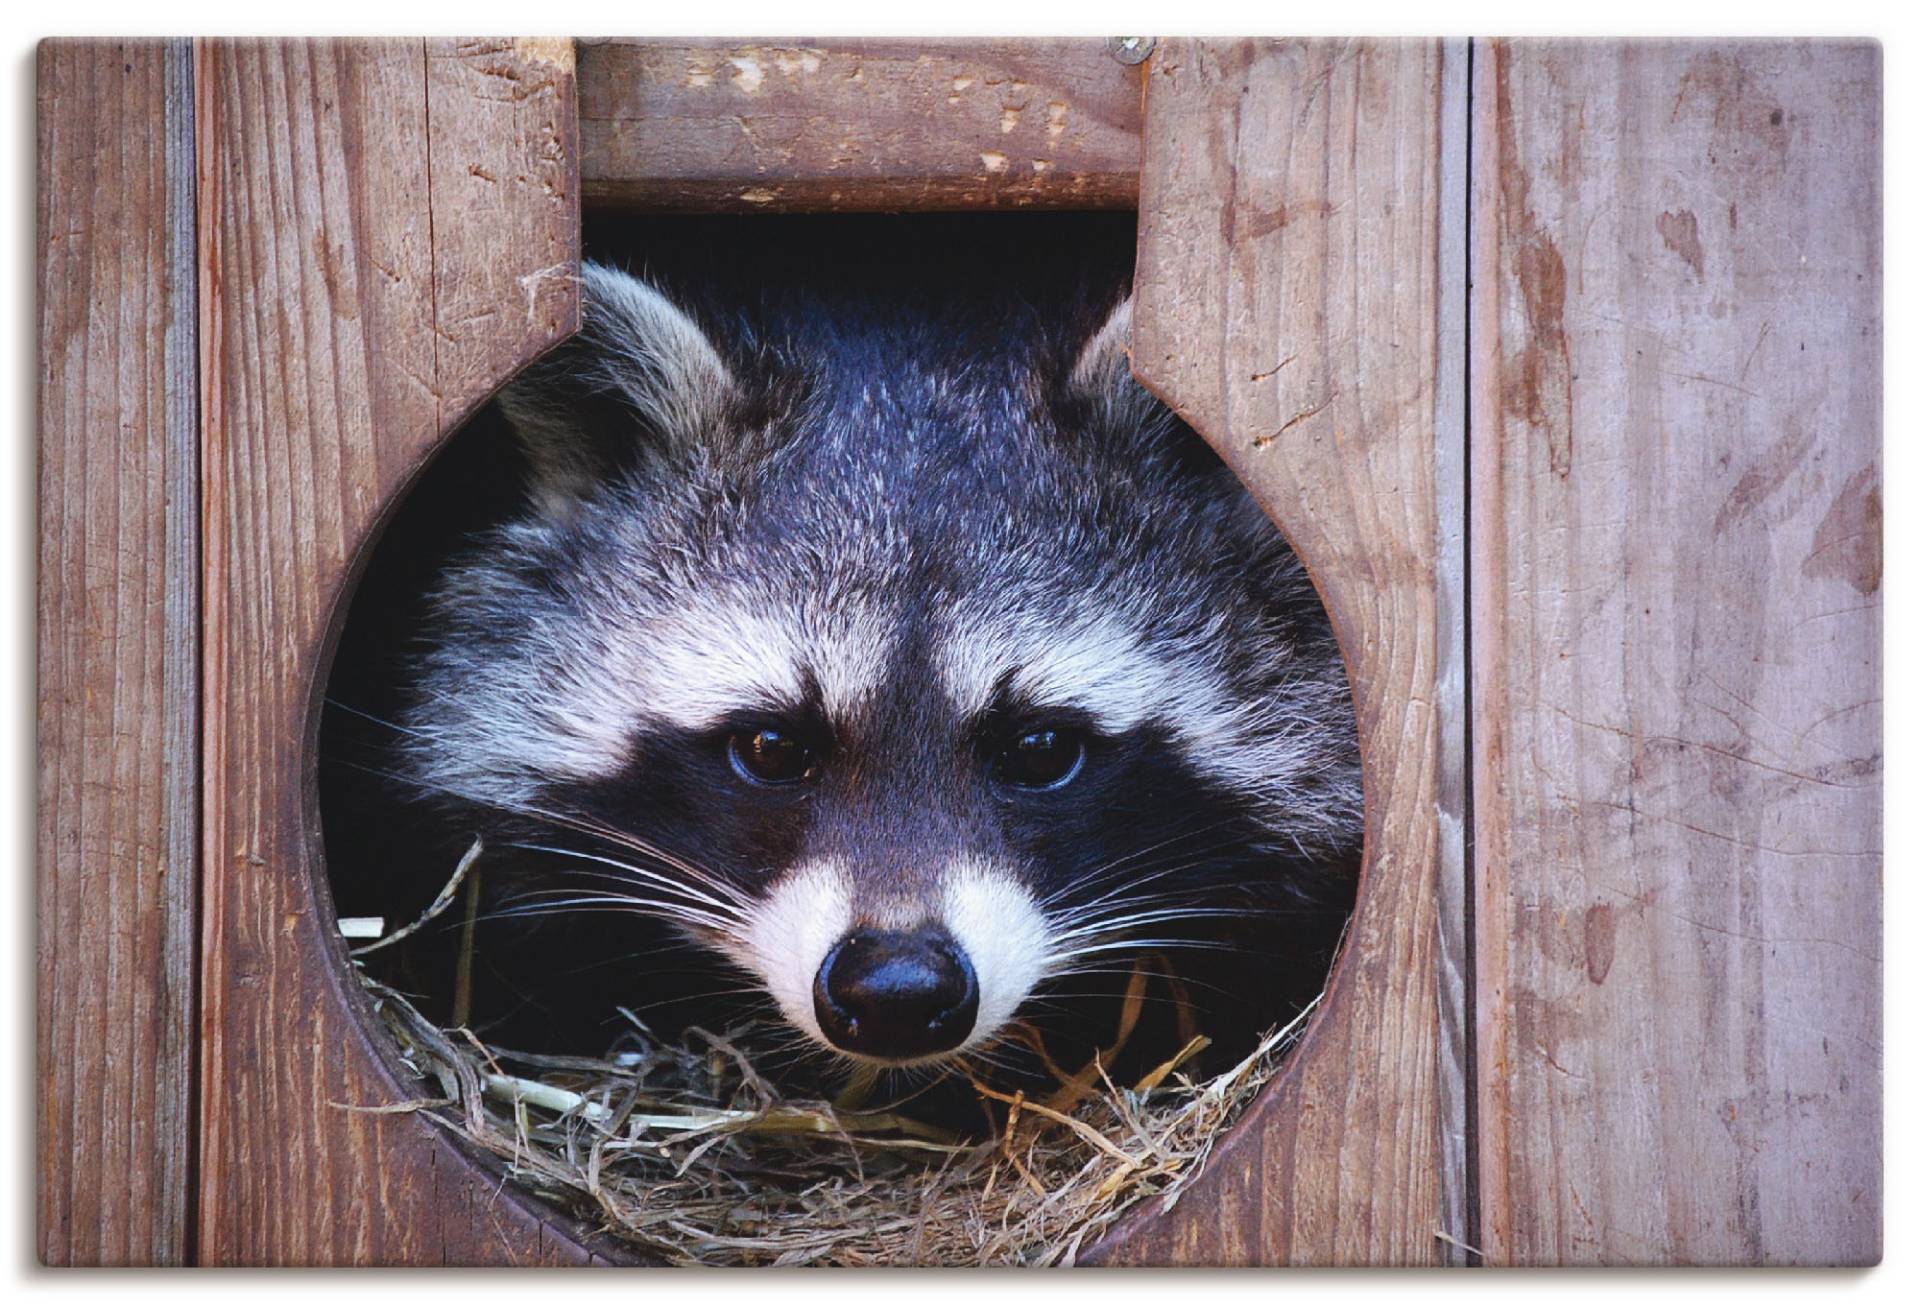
[[402, 262, 1362, 1067]]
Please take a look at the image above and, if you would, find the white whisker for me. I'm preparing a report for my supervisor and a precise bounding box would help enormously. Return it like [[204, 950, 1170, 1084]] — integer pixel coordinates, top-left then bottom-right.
[[504, 842, 750, 920]]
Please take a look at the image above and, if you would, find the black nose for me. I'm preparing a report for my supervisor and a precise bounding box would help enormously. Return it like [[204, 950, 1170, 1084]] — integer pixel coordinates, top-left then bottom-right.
[[812, 927, 979, 1061]]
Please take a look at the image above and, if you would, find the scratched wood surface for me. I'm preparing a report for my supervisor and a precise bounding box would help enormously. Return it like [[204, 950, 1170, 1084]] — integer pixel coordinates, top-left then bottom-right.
[[1094, 38, 1463, 1265], [579, 38, 1142, 212], [194, 38, 596, 1264], [1469, 40, 1882, 1265], [37, 38, 199, 1267]]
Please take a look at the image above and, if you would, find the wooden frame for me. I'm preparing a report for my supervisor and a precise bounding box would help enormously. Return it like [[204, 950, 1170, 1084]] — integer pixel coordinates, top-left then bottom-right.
[[37, 36, 1880, 1266]]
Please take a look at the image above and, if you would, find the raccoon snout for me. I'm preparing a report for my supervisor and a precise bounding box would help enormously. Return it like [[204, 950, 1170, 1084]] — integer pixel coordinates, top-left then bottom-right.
[[811, 927, 979, 1062]]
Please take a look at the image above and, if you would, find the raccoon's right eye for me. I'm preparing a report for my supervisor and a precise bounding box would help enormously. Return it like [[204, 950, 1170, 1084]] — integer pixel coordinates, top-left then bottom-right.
[[727, 727, 819, 785], [992, 727, 1087, 791]]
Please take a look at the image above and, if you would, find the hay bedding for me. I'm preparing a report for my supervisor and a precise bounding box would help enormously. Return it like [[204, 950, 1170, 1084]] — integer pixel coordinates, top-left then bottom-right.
[[344, 841, 1314, 1267]]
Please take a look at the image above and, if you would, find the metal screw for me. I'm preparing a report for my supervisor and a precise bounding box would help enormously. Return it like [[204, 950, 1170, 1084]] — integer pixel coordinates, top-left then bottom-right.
[[1108, 36, 1155, 66]]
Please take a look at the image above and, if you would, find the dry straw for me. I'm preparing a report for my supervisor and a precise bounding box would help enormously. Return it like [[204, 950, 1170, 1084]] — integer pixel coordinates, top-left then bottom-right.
[[348, 841, 1315, 1267]]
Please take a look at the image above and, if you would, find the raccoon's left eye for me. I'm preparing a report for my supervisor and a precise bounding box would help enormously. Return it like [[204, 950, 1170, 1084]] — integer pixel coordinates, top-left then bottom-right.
[[728, 728, 819, 785], [993, 728, 1087, 791]]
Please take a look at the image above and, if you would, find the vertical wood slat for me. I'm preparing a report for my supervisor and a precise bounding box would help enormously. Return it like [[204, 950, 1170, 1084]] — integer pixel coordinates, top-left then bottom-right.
[[1095, 39, 1462, 1265], [1470, 39, 1881, 1265], [1429, 36, 1475, 1267], [36, 38, 200, 1267], [195, 38, 589, 1264]]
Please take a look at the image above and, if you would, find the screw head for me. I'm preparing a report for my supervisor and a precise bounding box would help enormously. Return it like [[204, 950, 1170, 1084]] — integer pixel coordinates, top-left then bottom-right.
[[1107, 36, 1156, 66]]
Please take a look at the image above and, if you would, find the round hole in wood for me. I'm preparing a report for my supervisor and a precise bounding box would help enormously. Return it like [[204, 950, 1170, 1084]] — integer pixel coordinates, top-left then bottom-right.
[[309, 212, 1369, 1265]]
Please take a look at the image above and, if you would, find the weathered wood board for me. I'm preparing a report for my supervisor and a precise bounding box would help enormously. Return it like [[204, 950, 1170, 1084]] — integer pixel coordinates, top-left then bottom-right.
[[1094, 38, 1464, 1265], [1469, 39, 1882, 1266], [579, 38, 1143, 211], [36, 37, 200, 1267], [193, 37, 596, 1264]]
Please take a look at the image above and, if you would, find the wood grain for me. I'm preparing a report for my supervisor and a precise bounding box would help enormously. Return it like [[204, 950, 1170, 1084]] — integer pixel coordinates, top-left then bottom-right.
[[194, 38, 596, 1264], [37, 38, 200, 1267], [579, 38, 1142, 212], [1093, 38, 1462, 1265], [1470, 39, 1882, 1265], [1429, 37, 1475, 1266]]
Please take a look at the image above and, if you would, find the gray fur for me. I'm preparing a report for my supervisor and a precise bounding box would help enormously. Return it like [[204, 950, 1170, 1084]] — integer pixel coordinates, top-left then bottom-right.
[[404, 262, 1363, 858], [397, 260, 1363, 1060]]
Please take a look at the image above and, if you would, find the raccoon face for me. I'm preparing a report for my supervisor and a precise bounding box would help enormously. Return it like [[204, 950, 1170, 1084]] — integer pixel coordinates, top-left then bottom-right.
[[402, 263, 1363, 1067]]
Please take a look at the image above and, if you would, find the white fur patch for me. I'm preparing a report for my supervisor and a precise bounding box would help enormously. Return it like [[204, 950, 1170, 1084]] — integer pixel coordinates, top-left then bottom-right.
[[415, 580, 895, 803], [1008, 615, 1166, 731], [941, 861, 1051, 1055], [726, 859, 853, 1048], [599, 596, 809, 734]]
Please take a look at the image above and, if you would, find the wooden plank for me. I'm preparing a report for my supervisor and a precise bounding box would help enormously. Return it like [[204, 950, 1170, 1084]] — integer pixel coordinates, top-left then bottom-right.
[[36, 37, 199, 1267], [195, 37, 596, 1264], [1093, 38, 1456, 1265], [1430, 37, 1475, 1267], [1470, 39, 1881, 1266], [579, 38, 1142, 212], [428, 38, 581, 413]]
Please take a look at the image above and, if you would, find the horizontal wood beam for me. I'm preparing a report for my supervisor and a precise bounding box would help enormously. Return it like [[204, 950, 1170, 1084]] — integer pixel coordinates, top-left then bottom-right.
[[579, 38, 1143, 212]]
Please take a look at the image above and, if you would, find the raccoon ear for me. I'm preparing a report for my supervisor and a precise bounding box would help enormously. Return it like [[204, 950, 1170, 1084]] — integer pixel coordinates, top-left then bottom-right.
[[497, 262, 734, 517], [1066, 294, 1165, 443], [1064, 293, 1233, 481], [1068, 294, 1135, 401]]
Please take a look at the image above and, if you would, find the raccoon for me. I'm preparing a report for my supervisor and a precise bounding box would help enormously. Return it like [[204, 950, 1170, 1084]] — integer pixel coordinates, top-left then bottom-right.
[[337, 232, 1362, 1094]]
